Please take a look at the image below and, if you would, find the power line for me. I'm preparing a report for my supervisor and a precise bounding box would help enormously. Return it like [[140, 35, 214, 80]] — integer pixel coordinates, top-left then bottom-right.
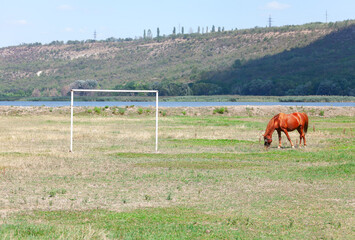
[[268, 15, 272, 28]]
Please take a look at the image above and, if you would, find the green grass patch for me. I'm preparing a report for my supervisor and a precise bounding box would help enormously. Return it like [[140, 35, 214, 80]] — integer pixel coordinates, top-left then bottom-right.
[[0, 224, 55, 239], [312, 116, 354, 123], [114, 148, 353, 163], [170, 116, 265, 128], [137, 160, 263, 170], [301, 162, 355, 180], [168, 138, 256, 147], [1, 208, 244, 239]]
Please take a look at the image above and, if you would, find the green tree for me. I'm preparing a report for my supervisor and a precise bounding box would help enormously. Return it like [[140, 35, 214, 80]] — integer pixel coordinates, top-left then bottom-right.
[[147, 29, 152, 39]]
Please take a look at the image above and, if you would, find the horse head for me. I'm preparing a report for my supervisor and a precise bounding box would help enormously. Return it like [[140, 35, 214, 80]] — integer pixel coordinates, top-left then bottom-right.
[[263, 135, 272, 149]]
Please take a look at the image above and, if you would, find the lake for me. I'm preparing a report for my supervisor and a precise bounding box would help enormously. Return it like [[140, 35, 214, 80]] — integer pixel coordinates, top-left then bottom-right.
[[0, 101, 354, 107]]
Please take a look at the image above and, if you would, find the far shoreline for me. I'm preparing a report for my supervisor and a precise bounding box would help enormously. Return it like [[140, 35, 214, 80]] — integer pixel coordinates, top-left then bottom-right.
[[0, 95, 354, 103]]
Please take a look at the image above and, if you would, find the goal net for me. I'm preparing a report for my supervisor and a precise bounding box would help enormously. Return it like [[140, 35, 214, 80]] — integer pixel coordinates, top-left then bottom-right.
[[70, 89, 159, 152]]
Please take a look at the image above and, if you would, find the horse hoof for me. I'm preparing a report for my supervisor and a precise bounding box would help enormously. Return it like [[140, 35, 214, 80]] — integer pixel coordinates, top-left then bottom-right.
[[278, 146, 281, 149], [292, 146, 295, 149]]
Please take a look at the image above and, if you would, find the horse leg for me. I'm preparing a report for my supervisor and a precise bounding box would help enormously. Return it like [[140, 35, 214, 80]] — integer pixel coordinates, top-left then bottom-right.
[[277, 130, 282, 148], [297, 128, 303, 147], [282, 129, 294, 148], [297, 127, 306, 147]]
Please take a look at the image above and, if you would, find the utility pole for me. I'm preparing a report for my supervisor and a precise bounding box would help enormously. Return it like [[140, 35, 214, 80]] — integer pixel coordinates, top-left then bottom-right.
[[94, 30, 97, 40], [326, 10, 328, 23], [268, 15, 272, 28]]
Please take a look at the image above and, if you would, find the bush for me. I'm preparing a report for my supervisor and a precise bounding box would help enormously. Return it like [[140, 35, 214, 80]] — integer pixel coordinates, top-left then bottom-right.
[[213, 107, 227, 114], [160, 110, 167, 116], [138, 108, 143, 115], [94, 107, 101, 114], [118, 108, 125, 115]]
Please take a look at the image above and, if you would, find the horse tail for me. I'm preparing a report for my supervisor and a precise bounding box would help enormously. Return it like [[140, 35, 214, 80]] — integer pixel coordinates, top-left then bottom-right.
[[303, 113, 308, 134]]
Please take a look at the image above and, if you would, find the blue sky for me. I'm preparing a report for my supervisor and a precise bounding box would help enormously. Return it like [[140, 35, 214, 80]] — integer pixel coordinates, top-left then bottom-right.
[[1, 0, 354, 47]]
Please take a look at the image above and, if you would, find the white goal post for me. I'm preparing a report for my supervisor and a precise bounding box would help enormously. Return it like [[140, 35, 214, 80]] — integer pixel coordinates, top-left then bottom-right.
[[70, 89, 159, 153]]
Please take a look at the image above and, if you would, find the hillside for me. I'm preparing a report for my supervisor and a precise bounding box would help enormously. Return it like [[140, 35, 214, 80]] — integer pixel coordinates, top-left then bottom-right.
[[199, 22, 355, 96], [0, 20, 354, 98]]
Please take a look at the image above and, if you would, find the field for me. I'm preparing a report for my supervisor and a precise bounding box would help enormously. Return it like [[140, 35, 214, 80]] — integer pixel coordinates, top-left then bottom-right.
[[0, 106, 354, 239]]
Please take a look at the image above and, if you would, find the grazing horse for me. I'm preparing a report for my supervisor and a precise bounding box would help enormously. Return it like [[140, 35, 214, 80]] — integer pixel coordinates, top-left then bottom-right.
[[263, 112, 308, 149]]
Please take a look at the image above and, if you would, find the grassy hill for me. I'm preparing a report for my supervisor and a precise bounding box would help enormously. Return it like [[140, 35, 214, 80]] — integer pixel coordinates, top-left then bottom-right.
[[0, 20, 354, 98], [199, 22, 355, 96]]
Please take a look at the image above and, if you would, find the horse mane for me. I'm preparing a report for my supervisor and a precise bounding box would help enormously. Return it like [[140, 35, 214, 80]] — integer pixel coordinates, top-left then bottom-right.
[[264, 114, 279, 136]]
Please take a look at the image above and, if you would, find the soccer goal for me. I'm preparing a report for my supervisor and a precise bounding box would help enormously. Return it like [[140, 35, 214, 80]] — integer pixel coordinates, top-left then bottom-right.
[[70, 89, 159, 153]]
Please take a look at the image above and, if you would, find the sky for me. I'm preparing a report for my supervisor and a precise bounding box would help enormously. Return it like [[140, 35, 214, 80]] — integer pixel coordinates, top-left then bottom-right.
[[1, 0, 354, 48]]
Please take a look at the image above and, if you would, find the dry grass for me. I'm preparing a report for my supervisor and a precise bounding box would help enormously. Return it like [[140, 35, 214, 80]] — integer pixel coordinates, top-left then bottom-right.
[[0, 106, 354, 239]]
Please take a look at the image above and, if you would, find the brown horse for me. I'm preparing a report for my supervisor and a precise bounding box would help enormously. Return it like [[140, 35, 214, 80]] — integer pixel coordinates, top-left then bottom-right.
[[263, 112, 308, 149]]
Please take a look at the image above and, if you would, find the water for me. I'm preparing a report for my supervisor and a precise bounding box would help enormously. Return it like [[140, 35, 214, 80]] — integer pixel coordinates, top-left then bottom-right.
[[0, 101, 353, 107]]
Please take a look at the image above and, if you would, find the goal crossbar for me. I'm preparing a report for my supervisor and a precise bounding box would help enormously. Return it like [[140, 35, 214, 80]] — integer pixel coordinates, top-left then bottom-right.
[[70, 89, 159, 153]]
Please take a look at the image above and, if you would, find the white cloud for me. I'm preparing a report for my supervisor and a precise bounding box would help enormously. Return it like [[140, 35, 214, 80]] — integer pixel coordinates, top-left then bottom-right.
[[64, 27, 74, 32], [14, 20, 28, 25], [58, 4, 73, 11], [265, 1, 290, 10]]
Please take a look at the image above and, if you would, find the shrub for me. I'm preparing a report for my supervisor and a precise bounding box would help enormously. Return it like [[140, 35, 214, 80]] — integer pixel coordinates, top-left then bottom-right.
[[246, 107, 253, 116], [94, 107, 101, 114], [213, 107, 226, 114], [87, 109, 93, 114], [118, 108, 125, 115], [138, 108, 143, 115]]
